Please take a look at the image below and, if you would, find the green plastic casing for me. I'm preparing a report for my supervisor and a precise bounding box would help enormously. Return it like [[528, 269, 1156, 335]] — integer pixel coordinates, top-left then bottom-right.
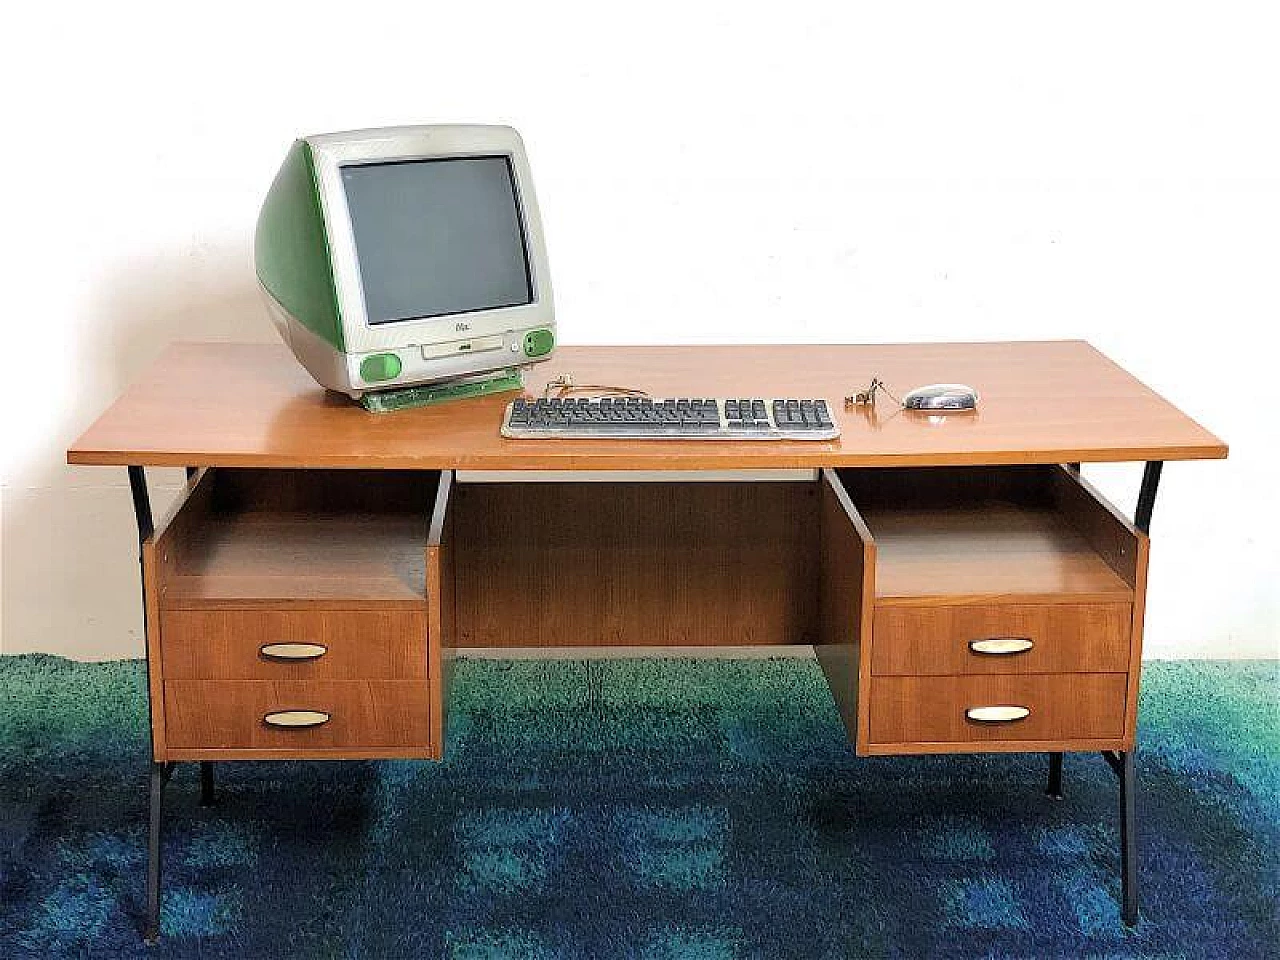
[[524, 328, 555, 358], [254, 141, 344, 351], [359, 353, 402, 382], [359, 368, 524, 413]]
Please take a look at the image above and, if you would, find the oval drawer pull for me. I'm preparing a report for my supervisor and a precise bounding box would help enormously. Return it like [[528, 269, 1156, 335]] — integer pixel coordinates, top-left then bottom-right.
[[263, 710, 331, 729], [968, 637, 1034, 656], [965, 705, 1031, 723], [260, 642, 328, 662]]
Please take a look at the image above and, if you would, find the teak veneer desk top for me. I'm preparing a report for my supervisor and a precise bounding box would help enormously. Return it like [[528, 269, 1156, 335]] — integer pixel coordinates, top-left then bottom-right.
[[68, 340, 1225, 942], [68, 340, 1226, 470]]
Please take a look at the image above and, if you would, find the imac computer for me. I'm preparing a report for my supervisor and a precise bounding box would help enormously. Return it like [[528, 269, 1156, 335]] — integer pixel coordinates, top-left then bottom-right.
[[255, 125, 555, 400]]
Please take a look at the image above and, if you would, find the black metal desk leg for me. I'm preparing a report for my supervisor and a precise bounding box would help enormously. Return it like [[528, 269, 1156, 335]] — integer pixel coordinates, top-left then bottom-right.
[[1093, 462, 1161, 927], [1135, 461, 1163, 535], [1046, 752, 1064, 799], [200, 762, 215, 806], [1118, 750, 1139, 925], [1112, 461, 1160, 926], [129, 466, 166, 944], [145, 762, 165, 945], [1101, 749, 1137, 923], [128, 466, 154, 545]]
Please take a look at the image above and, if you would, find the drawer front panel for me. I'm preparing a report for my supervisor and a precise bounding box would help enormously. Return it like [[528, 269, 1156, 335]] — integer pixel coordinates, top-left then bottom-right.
[[164, 680, 431, 749], [161, 609, 427, 680], [869, 674, 1127, 745], [872, 603, 1130, 676]]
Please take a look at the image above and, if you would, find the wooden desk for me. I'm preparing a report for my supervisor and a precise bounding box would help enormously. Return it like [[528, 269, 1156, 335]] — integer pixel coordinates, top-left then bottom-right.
[[68, 340, 1225, 942]]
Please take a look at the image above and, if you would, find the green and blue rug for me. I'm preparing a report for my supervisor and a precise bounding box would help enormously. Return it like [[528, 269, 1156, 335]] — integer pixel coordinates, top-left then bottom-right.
[[0, 655, 1276, 958]]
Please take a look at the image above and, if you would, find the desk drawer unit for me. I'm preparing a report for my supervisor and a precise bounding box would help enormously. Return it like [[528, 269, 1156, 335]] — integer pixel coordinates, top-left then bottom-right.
[[816, 465, 1147, 756], [142, 467, 455, 762]]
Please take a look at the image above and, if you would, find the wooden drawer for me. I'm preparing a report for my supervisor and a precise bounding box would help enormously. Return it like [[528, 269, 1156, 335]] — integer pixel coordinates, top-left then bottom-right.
[[871, 603, 1131, 676], [160, 608, 427, 680], [164, 680, 431, 750], [869, 674, 1127, 748]]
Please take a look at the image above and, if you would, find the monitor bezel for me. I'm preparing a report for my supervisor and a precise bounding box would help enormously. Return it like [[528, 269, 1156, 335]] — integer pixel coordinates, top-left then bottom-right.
[[307, 125, 554, 354]]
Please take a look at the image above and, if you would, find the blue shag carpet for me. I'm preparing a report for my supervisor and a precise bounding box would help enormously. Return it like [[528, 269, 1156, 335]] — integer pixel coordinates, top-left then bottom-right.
[[0, 655, 1276, 959]]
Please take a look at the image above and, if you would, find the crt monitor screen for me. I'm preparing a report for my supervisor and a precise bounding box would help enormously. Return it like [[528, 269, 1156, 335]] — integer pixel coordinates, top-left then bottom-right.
[[339, 156, 533, 325]]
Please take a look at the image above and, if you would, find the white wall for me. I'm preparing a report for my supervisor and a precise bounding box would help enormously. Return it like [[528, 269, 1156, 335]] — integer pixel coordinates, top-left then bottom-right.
[[2, 2, 1275, 660]]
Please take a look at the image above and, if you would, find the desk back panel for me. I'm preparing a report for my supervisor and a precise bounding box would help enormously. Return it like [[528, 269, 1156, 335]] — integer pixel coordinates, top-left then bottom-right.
[[453, 481, 819, 647]]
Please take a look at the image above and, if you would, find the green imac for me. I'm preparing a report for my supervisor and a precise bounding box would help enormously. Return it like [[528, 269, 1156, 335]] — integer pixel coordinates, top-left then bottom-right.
[[255, 124, 556, 400]]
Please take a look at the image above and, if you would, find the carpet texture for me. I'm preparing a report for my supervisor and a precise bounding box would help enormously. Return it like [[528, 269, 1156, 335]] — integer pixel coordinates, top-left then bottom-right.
[[0, 655, 1276, 959]]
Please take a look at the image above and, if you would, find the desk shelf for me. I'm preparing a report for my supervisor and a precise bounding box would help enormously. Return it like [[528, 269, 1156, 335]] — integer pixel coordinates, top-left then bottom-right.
[[864, 505, 1133, 605], [842, 465, 1141, 605], [158, 467, 432, 604], [163, 512, 429, 608]]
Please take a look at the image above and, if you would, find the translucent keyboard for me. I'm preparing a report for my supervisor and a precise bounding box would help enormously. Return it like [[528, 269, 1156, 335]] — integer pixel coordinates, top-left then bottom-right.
[[501, 397, 839, 441]]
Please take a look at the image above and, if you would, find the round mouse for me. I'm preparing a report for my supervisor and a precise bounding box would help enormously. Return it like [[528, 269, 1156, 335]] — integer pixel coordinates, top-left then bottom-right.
[[903, 383, 979, 411]]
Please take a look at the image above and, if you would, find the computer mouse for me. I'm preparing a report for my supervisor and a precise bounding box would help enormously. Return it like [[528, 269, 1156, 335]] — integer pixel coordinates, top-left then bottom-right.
[[903, 383, 979, 411]]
